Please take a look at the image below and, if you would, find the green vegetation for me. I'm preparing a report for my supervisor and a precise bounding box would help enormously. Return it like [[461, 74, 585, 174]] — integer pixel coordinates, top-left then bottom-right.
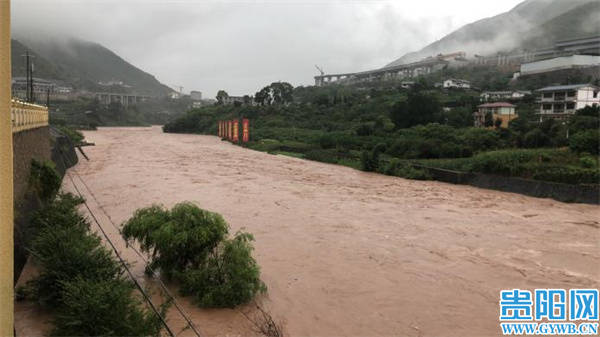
[[122, 202, 266, 308], [21, 193, 166, 336], [55, 125, 84, 143], [163, 82, 599, 186], [29, 159, 61, 203]]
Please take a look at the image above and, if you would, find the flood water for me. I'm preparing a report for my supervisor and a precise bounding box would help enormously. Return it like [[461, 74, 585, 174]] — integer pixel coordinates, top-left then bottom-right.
[[16, 126, 600, 336]]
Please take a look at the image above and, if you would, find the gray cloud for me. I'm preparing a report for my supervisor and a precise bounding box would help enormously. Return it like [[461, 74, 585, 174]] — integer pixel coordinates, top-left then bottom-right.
[[11, 0, 523, 98]]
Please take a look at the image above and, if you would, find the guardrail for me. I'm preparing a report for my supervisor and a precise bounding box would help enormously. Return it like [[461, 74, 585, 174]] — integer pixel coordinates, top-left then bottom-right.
[[11, 99, 49, 133]]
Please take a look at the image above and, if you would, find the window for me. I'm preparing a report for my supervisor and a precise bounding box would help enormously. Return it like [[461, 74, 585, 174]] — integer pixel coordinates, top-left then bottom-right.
[[554, 104, 564, 112], [566, 102, 575, 110], [594, 91, 598, 98], [542, 104, 552, 110], [567, 91, 576, 97], [543, 93, 553, 98]]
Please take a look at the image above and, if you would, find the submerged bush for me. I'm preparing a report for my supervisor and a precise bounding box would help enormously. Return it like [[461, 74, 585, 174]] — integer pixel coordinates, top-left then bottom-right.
[[122, 202, 266, 308], [122, 202, 228, 277], [179, 231, 266, 308]]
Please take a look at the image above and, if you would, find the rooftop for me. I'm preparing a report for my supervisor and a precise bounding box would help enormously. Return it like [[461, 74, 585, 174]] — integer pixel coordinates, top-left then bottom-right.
[[537, 84, 599, 92], [478, 102, 516, 108]]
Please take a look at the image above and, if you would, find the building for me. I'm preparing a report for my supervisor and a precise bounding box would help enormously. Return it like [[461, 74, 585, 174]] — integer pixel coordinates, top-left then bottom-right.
[[11, 77, 54, 100], [519, 55, 600, 76], [190, 90, 202, 101], [443, 79, 471, 89], [222, 95, 248, 105], [480, 90, 531, 102], [473, 102, 517, 128], [536, 84, 600, 120], [95, 92, 150, 106]]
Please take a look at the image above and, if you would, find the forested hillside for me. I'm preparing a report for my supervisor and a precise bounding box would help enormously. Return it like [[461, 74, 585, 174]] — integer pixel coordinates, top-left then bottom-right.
[[163, 82, 599, 186], [11, 36, 172, 96]]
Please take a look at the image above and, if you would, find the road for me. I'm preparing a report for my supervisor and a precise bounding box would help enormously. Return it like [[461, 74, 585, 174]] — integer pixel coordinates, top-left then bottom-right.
[[16, 126, 600, 337]]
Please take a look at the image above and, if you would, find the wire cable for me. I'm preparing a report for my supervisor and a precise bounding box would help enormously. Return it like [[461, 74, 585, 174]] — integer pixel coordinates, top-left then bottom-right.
[[69, 169, 203, 337], [58, 151, 175, 337]]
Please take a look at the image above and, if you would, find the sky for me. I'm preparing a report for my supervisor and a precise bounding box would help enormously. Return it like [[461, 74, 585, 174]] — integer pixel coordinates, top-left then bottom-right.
[[12, 0, 524, 98]]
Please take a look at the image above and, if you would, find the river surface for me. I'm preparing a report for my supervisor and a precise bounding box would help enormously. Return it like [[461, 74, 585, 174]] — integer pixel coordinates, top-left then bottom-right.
[[16, 126, 600, 337]]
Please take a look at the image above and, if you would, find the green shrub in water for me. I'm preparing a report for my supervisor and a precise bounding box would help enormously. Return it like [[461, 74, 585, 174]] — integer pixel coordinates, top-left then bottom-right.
[[122, 202, 229, 278], [122, 203, 266, 308], [178, 231, 266, 308]]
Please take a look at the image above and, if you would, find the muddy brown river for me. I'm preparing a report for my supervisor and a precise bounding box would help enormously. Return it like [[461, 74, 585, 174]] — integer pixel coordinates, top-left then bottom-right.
[[16, 126, 600, 337]]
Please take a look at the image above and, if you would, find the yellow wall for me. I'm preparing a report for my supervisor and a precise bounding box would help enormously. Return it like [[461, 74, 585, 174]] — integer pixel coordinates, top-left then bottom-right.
[[493, 113, 518, 128], [0, 0, 14, 335]]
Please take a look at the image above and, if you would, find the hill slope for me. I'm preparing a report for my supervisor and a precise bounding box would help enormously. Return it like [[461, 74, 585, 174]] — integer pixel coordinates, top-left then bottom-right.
[[385, 0, 599, 67], [12, 35, 172, 96]]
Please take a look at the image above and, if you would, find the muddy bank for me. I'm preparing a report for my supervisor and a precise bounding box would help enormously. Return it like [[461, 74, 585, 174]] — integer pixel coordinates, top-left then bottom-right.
[[16, 126, 600, 337]]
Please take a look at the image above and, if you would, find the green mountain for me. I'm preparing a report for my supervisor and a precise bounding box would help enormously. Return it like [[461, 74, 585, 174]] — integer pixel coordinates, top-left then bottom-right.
[[385, 0, 599, 67], [11, 36, 172, 97]]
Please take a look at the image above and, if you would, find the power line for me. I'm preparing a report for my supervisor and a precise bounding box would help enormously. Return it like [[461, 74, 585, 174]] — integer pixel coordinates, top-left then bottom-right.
[[58, 152, 175, 337], [70, 170, 203, 337]]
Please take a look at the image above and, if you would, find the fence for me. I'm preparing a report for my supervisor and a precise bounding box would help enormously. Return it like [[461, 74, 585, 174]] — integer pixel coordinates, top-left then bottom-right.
[[11, 99, 49, 133]]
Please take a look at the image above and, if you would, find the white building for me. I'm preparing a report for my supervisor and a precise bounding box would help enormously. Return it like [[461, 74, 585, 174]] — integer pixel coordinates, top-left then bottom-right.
[[520, 55, 600, 76], [222, 95, 248, 105], [190, 90, 202, 101], [443, 79, 471, 89], [536, 84, 600, 120]]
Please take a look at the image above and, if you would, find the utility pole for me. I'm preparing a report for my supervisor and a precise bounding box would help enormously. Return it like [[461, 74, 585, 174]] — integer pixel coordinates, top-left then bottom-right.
[[0, 0, 14, 335], [22, 52, 35, 103]]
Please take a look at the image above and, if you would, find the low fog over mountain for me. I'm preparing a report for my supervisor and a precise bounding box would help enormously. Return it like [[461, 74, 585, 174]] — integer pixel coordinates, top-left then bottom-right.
[[385, 0, 599, 67]]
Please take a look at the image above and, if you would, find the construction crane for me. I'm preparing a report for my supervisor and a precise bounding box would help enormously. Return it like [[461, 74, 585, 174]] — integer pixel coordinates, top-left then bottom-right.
[[315, 65, 324, 76]]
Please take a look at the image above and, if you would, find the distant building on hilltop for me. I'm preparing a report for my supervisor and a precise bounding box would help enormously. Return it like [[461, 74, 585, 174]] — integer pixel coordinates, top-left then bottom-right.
[[519, 55, 600, 77], [473, 102, 517, 128], [222, 95, 251, 106], [12, 77, 54, 100], [443, 79, 471, 89], [536, 84, 600, 121], [190, 90, 202, 101]]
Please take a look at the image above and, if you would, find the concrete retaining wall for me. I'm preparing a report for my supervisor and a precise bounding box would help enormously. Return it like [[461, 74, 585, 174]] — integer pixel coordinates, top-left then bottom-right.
[[12, 126, 51, 206], [415, 165, 599, 205], [13, 127, 78, 282]]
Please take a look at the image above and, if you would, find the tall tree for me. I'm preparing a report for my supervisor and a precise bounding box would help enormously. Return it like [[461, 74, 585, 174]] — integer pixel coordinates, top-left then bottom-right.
[[216, 90, 229, 105]]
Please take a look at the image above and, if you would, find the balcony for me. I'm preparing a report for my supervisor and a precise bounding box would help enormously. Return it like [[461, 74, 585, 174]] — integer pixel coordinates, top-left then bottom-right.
[[11, 100, 49, 133]]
